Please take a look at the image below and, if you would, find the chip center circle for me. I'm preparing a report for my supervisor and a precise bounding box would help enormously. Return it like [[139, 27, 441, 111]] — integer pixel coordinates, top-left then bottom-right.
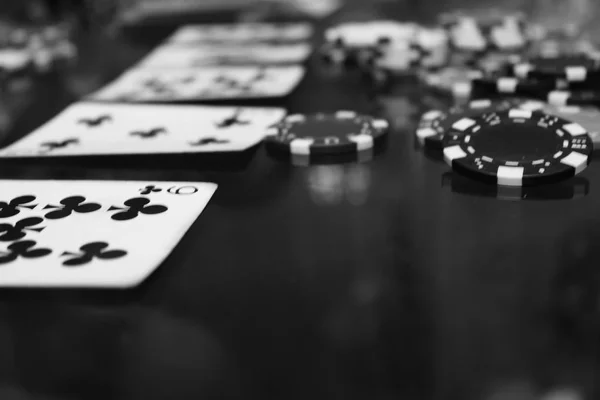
[[293, 118, 363, 140], [469, 124, 561, 163]]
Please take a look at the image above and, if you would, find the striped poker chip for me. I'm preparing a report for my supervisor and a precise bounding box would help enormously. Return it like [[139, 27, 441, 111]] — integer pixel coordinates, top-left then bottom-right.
[[416, 98, 523, 150], [513, 54, 600, 82], [264, 111, 389, 157], [545, 90, 600, 107], [442, 109, 593, 186]]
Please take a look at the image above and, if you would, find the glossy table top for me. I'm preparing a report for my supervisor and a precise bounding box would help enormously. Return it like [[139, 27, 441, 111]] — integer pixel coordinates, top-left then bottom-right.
[[0, 2, 599, 400]]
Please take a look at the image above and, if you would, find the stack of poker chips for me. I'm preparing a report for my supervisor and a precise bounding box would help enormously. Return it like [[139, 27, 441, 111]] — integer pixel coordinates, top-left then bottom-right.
[[318, 12, 600, 186]]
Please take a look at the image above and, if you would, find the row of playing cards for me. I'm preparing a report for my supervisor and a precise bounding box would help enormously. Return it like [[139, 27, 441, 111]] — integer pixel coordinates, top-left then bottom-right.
[[87, 65, 305, 102], [0, 102, 286, 157], [87, 22, 312, 102], [0, 180, 216, 288]]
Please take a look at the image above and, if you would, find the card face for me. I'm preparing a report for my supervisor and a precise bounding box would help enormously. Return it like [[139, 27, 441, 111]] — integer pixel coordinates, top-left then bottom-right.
[[0, 180, 217, 288], [167, 22, 313, 44], [137, 43, 312, 68], [0, 102, 286, 157], [87, 65, 305, 102]]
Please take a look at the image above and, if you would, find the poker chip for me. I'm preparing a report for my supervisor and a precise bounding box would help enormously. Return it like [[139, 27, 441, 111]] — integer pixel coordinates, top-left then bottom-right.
[[460, 74, 556, 99], [416, 98, 522, 150], [419, 66, 484, 98], [443, 109, 593, 186], [544, 90, 600, 107], [269, 147, 377, 166], [513, 54, 600, 82], [264, 111, 389, 157]]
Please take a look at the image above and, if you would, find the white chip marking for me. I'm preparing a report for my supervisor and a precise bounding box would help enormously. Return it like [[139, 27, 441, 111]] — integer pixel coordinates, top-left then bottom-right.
[[563, 122, 587, 136], [290, 138, 314, 155], [532, 159, 544, 165], [548, 91, 570, 106], [452, 118, 476, 131], [467, 146, 475, 154], [517, 100, 545, 111], [266, 127, 281, 137], [469, 99, 492, 108], [452, 82, 472, 98], [443, 145, 467, 165], [335, 110, 357, 119], [509, 109, 532, 119], [514, 63, 532, 78], [416, 127, 436, 144], [554, 151, 563, 158], [498, 77, 517, 93], [372, 119, 389, 130], [497, 166, 524, 186], [560, 152, 588, 174], [349, 134, 374, 151], [482, 156, 493, 162], [422, 110, 444, 120], [566, 66, 587, 81], [286, 114, 305, 123]]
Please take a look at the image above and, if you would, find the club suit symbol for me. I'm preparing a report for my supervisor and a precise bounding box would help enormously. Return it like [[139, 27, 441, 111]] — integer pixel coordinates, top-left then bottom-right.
[[61, 242, 127, 267], [0, 217, 45, 241], [44, 196, 101, 219], [108, 197, 167, 221], [215, 109, 251, 129], [40, 138, 79, 152], [139, 185, 162, 195], [77, 114, 112, 127], [130, 127, 167, 139], [0, 195, 37, 218], [188, 137, 230, 146], [0, 240, 52, 265]]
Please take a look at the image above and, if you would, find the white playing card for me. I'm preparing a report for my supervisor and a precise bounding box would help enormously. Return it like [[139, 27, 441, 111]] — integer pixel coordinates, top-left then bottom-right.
[[0, 102, 286, 157], [87, 65, 305, 102], [0, 180, 217, 288], [137, 42, 313, 68], [167, 22, 313, 44]]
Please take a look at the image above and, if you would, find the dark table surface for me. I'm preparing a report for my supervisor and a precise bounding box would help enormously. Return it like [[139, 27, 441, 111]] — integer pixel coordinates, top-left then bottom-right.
[[0, 1, 600, 400]]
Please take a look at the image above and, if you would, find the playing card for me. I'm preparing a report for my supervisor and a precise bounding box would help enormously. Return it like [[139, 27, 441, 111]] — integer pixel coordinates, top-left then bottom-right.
[[0, 180, 217, 288], [137, 42, 313, 68], [87, 65, 305, 102], [167, 22, 313, 44], [0, 102, 286, 157]]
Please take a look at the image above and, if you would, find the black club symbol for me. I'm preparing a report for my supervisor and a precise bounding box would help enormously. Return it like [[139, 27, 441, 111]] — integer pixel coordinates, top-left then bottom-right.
[[0, 217, 45, 241], [0, 195, 37, 218], [130, 127, 167, 139], [108, 197, 167, 221], [77, 114, 112, 127], [188, 137, 230, 147], [139, 185, 162, 195], [44, 196, 101, 220], [40, 138, 79, 151], [0, 240, 52, 265], [61, 242, 127, 267], [215, 109, 251, 128]]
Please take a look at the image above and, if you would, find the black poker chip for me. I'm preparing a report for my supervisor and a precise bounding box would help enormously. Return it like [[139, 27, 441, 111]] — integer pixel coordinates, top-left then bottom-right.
[[513, 54, 600, 82], [416, 98, 522, 150], [264, 111, 389, 157], [463, 74, 557, 98], [544, 90, 600, 107], [443, 109, 593, 186]]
